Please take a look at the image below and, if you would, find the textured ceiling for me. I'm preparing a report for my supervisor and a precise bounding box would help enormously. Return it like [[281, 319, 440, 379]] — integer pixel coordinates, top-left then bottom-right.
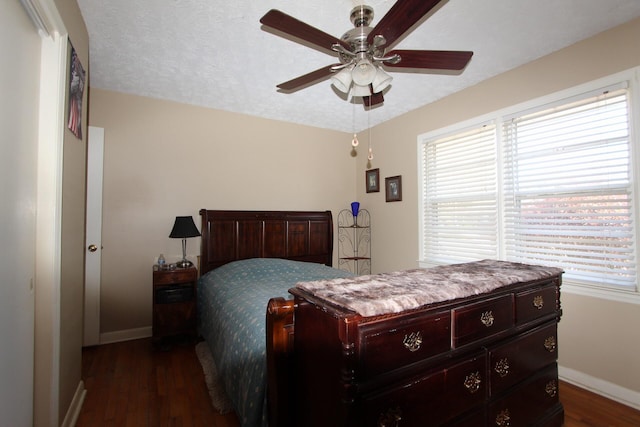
[[77, 0, 640, 133]]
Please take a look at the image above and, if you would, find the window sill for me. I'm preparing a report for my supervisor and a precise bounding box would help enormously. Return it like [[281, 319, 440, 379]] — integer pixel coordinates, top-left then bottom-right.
[[560, 280, 640, 305], [419, 260, 640, 305]]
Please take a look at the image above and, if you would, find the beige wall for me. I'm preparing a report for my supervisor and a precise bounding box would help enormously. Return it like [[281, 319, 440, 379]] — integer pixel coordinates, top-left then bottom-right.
[[88, 90, 355, 335], [36, 0, 89, 425], [57, 3, 90, 421], [358, 18, 640, 401], [88, 16, 640, 406]]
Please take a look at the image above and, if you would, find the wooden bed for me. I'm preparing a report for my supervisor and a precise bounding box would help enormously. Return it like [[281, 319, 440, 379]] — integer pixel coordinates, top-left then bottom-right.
[[198, 209, 564, 427], [199, 209, 334, 275], [198, 209, 338, 426]]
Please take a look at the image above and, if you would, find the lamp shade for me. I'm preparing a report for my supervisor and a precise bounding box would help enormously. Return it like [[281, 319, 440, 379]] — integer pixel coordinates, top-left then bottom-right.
[[352, 83, 371, 97], [352, 59, 376, 86], [371, 67, 392, 93], [331, 65, 353, 93], [169, 216, 201, 238]]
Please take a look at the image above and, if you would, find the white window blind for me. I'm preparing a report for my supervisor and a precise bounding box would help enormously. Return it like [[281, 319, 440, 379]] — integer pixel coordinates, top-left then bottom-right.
[[503, 88, 636, 289], [421, 81, 638, 292], [423, 123, 499, 263]]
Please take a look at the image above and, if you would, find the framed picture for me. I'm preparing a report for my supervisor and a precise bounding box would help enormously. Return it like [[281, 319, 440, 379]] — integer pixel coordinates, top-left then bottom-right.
[[67, 43, 85, 140], [366, 168, 380, 193], [385, 175, 402, 202]]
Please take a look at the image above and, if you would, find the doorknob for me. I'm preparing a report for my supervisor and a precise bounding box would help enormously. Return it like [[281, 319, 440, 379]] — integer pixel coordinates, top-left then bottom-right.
[[88, 244, 98, 252]]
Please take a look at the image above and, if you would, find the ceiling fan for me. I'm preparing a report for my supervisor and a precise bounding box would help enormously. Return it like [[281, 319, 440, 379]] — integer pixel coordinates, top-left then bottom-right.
[[260, 0, 473, 108]]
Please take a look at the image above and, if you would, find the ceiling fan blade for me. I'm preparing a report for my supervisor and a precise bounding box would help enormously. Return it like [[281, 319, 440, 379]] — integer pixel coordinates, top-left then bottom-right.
[[261, 9, 350, 53], [384, 50, 473, 70], [367, 0, 443, 48], [363, 89, 384, 108], [276, 64, 340, 92]]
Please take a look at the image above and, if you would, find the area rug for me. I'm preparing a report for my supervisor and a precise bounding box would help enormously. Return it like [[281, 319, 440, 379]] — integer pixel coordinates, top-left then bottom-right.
[[195, 342, 234, 414]]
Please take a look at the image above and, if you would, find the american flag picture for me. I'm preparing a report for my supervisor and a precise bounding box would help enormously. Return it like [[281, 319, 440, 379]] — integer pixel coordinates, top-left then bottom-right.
[[67, 45, 85, 140]]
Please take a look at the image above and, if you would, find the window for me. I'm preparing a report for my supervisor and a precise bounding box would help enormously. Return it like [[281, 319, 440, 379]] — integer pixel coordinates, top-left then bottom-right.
[[422, 123, 499, 262], [419, 71, 639, 296]]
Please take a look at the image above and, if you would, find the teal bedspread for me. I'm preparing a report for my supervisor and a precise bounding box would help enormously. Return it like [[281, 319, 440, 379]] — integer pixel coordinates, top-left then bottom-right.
[[197, 258, 352, 427]]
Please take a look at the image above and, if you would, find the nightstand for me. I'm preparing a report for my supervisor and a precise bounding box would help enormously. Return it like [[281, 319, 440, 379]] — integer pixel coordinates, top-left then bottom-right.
[[152, 266, 198, 346]]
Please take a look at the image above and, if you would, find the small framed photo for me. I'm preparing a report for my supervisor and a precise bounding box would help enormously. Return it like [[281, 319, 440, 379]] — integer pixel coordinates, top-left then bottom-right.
[[366, 168, 380, 193], [385, 175, 402, 202]]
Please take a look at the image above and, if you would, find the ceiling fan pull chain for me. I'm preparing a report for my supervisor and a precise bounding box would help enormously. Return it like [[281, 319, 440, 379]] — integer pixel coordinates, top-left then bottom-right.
[[367, 98, 373, 161], [352, 92, 359, 147]]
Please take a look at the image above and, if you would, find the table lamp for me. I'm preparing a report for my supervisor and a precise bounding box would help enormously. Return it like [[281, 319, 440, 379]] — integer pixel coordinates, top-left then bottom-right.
[[169, 216, 201, 268]]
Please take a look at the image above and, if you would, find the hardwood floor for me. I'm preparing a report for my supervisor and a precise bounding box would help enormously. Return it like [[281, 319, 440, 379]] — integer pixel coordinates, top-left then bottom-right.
[[77, 338, 640, 426], [561, 381, 640, 427], [77, 338, 239, 427]]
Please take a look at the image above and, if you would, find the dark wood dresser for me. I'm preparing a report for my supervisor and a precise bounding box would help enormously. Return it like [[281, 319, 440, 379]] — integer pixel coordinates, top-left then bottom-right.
[[289, 261, 563, 427]]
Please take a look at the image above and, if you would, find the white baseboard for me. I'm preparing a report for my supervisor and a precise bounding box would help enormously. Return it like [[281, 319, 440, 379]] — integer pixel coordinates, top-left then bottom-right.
[[559, 365, 640, 410], [61, 380, 86, 427], [99, 326, 152, 345]]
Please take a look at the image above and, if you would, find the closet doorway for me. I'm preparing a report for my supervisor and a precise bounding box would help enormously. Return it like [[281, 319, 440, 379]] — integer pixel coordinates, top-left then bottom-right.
[[84, 126, 104, 346]]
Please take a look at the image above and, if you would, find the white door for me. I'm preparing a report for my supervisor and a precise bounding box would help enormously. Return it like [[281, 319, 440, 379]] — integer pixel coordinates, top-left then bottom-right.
[[84, 126, 104, 346]]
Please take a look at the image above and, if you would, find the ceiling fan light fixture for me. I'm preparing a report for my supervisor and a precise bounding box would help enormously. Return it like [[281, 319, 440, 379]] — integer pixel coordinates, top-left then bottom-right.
[[352, 83, 371, 97], [331, 65, 354, 93], [371, 67, 392, 93], [352, 58, 376, 86], [260, 2, 474, 109]]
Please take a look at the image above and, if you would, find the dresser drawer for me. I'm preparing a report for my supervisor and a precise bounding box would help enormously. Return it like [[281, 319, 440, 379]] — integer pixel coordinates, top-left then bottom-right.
[[362, 353, 486, 427], [516, 283, 558, 325], [452, 294, 514, 348], [445, 409, 486, 427], [153, 268, 197, 285], [535, 405, 565, 427], [488, 364, 560, 426], [154, 285, 194, 304], [359, 310, 451, 377], [362, 369, 446, 427], [488, 322, 558, 396], [442, 353, 488, 419]]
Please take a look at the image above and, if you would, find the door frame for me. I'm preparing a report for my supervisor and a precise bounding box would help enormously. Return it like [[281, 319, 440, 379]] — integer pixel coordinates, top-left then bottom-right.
[[30, 0, 67, 424]]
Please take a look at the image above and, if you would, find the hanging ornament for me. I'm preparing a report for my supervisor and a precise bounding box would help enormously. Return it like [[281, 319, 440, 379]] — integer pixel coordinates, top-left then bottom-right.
[[350, 89, 360, 148]]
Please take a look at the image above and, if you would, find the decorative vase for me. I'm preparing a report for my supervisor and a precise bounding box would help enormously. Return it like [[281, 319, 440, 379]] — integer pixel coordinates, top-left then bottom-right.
[[351, 202, 360, 226]]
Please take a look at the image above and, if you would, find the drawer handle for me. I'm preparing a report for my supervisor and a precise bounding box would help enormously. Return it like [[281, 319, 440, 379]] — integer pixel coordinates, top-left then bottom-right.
[[463, 371, 482, 394], [533, 295, 544, 309], [494, 358, 510, 378], [545, 379, 558, 397], [495, 409, 511, 426], [481, 310, 495, 327], [402, 331, 423, 352], [378, 406, 402, 427], [544, 336, 557, 353]]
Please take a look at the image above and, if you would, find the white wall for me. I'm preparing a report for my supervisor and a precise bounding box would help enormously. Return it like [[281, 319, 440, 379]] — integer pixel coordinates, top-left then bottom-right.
[[0, 1, 41, 424], [2, 1, 89, 425]]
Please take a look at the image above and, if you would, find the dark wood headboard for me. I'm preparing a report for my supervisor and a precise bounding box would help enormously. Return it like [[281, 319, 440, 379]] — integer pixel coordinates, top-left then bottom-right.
[[199, 210, 334, 275]]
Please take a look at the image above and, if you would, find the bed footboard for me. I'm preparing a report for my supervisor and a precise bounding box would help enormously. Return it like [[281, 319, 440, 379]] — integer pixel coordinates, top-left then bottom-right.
[[266, 297, 295, 427]]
